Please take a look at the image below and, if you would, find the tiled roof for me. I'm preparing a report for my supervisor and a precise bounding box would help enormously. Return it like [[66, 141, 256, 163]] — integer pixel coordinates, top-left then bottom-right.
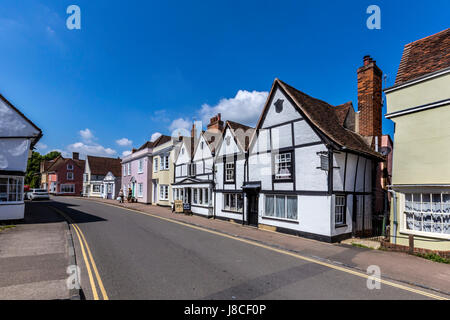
[[333, 102, 352, 126], [87, 155, 121, 177], [395, 28, 450, 85], [227, 120, 255, 151], [152, 135, 172, 147], [45, 156, 85, 173], [277, 79, 383, 159]]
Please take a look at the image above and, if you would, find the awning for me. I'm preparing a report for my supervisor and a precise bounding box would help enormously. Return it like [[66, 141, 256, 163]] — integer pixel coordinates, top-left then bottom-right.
[[242, 182, 261, 192]]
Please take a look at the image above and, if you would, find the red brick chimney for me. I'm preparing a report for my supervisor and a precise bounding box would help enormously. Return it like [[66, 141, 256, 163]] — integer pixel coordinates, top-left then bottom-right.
[[72, 152, 79, 160], [207, 113, 224, 132], [357, 55, 383, 146]]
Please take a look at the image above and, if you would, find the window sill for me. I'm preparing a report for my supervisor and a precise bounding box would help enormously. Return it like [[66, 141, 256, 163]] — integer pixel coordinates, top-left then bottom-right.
[[273, 179, 294, 183], [222, 209, 243, 214], [261, 216, 299, 224], [335, 224, 348, 229]]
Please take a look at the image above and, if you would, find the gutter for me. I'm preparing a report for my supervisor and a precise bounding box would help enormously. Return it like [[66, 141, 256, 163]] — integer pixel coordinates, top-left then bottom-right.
[[388, 189, 397, 244]]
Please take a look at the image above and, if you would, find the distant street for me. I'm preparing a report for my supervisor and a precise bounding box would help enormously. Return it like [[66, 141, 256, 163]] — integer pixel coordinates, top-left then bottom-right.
[[44, 197, 444, 300]]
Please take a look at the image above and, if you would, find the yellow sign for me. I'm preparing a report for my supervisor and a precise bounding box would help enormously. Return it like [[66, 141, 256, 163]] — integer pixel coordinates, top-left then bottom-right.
[[175, 200, 184, 213]]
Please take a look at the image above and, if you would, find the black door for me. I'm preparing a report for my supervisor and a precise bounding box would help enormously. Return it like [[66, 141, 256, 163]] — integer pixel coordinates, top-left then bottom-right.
[[247, 194, 259, 226]]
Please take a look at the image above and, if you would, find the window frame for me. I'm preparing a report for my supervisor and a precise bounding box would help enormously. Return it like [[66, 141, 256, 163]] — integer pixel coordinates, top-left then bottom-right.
[[159, 185, 169, 201], [224, 162, 235, 183], [401, 191, 450, 239], [263, 194, 298, 221], [0, 176, 24, 204], [138, 159, 144, 173], [223, 192, 243, 213], [67, 172, 74, 181], [273, 151, 294, 182], [335, 195, 346, 225], [60, 184, 75, 194]]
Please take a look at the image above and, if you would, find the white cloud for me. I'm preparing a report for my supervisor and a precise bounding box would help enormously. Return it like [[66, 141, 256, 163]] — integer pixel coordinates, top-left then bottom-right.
[[67, 142, 116, 158], [150, 132, 162, 142], [79, 128, 95, 143], [169, 118, 192, 133], [116, 138, 132, 147], [122, 150, 132, 157], [199, 90, 268, 126], [35, 142, 48, 151]]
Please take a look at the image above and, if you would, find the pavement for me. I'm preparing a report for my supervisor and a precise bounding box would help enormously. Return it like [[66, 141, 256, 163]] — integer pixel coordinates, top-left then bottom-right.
[[0, 201, 77, 300], [49, 196, 449, 299]]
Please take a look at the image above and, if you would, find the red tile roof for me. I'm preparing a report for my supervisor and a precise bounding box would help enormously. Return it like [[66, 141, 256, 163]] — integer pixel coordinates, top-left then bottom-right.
[[87, 156, 121, 177], [395, 28, 450, 85]]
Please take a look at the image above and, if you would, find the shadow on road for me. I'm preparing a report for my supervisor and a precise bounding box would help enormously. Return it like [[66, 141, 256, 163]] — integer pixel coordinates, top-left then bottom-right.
[[18, 199, 107, 225]]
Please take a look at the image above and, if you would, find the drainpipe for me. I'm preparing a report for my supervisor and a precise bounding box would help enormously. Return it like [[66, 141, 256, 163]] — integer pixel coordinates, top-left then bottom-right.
[[388, 189, 397, 244], [212, 151, 216, 220]]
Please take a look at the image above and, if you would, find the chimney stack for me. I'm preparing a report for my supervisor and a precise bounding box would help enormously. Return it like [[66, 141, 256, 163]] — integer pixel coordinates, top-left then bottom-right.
[[207, 113, 224, 133], [72, 152, 79, 160], [357, 55, 383, 148]]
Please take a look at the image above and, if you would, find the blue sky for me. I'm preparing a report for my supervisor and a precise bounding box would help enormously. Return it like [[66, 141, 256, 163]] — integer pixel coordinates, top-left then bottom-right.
[[0, 0, 448, 158]]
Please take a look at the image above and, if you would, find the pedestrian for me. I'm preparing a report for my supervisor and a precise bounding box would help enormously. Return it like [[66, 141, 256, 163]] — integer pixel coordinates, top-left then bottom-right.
[[128, 188, 132, 203], [118, 189, 124, 203]]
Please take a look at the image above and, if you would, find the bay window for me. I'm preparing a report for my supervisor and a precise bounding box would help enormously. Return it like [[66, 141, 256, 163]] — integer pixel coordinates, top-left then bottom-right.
[[0, 176, 24, 203], [404, 192, 450, 236], [160, 185, 169, 200], [264, 195, 298, 220]]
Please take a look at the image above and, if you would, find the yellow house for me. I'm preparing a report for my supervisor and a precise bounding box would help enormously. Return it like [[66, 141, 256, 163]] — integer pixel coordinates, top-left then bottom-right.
[[384, 28, 450, 254], [151, 135, 179, 207]]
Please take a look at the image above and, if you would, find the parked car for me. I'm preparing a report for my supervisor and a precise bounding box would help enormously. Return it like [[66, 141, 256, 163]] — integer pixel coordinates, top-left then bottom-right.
[[26, 189, 50, 201]]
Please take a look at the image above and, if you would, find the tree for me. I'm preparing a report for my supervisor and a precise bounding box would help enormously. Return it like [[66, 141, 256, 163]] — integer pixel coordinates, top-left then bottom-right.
[[25, 150, 61, 188]]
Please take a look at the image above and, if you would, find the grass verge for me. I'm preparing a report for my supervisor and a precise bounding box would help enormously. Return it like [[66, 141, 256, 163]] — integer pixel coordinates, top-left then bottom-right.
[[0, 225, 16, 232], [415, 252, 450, 264]]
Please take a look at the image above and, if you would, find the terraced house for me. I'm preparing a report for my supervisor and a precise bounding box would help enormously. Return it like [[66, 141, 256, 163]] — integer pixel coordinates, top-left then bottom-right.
[[151, 135, 178, 206], [384, 28, 450, 254], [246, 58, 385, 242], [173, 114, 223, 216], [121, 139, 155, 203], [45, 152, 85, 196]]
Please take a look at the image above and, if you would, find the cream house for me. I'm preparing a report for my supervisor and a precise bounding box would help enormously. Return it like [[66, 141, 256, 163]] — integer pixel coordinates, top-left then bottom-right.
[[384, 28, 450, 253]]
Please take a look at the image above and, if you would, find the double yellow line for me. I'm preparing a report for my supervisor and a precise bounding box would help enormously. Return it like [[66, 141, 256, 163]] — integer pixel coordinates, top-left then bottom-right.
[[97, 201, 448, 300], [50, 206, 109, 300]]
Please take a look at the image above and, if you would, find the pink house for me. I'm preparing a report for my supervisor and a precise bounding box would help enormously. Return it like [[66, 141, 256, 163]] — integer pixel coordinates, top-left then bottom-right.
[[121, 140, 155, 203]]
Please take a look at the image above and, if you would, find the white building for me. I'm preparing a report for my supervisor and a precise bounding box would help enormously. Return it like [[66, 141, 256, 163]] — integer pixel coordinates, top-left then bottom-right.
[[0, 94, 42, 220], [246, 79, 383, 242], [83, 155, 121, 198], [214, 121, 254, 223]]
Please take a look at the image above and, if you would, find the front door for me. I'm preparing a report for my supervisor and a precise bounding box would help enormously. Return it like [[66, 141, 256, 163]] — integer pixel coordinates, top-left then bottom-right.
[[247, 194, 259, 226]]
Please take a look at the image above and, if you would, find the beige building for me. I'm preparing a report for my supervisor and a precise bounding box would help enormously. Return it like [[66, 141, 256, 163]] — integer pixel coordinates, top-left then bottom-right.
[[151, 135, 180, 207], [384, 28, 450, 253]]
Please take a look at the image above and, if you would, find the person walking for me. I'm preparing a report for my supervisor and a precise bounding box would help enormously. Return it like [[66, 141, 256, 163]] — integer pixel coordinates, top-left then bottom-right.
[[118, 189, 124, 203]]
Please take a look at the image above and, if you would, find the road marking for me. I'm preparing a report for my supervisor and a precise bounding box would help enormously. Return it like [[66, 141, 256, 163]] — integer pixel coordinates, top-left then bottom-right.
[[49, 205, 108, 300], [71, 221, 99, 300], [73, 224, 109, 300], [93, 200, 448, 300]]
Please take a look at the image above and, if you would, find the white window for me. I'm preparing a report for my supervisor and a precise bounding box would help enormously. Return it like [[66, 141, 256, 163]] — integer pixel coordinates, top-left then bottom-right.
[[0, 176, 24, 203], [60, 184, 75, 193], [404, 192, 450, 236], [123, 165, 127, 176], [204, 189, 209, 205], [138, 183, 143, 197], [138, 159, 144, 173], [107, 184, 112, 194], [264, 195, 297, 220], [160, 155, 169, 170], [274, 152, 292, 180], [193, 188, 198, 204], [154, 158, 158, 172], [84, 173, 88, 182], [67, 164, 74, 170], [127, 163, 131, 175], [225, 162, 234, 182], [223, 193, 243, 212], [159, 185, 169, 200], [93, 185, 101, 193], [67, 172, 74, 180], [335, 195, 346, 225]]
